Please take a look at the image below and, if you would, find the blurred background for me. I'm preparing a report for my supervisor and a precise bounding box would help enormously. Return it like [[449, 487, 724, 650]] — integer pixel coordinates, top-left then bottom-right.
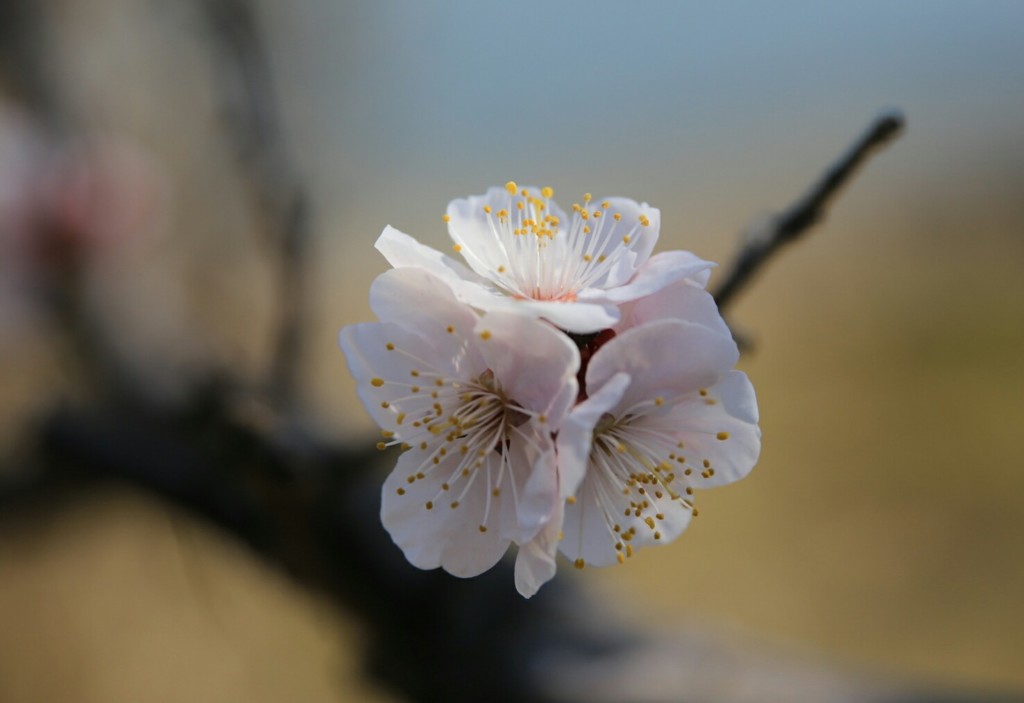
[[1, 0, 1022, 701]]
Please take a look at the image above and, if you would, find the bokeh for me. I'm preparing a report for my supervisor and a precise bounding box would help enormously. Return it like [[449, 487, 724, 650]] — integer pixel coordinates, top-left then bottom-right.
[[1, 1, 1022, 700]]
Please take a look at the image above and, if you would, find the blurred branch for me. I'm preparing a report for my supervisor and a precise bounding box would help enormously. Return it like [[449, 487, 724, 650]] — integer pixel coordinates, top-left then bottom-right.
[[712, 110, 905, 312], [199, 0, 311, 410], [0, 0, 65, 129]]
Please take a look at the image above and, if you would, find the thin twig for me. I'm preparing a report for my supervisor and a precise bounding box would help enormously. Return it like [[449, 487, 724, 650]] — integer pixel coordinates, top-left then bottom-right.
[[712, 110, 905, 311], [199, 0, 311, 410]]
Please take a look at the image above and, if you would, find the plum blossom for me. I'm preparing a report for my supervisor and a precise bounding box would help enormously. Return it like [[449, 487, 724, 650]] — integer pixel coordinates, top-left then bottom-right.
[[375, 182, 714, 333], [341, 183, 761, 597], [556, 316, 760, 569], [339, 266, 579, 597]]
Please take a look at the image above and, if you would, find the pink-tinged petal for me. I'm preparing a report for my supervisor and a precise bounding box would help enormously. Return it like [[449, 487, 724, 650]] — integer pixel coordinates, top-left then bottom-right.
[[617, 278, 731, 339], [500, 430, 560, 543], [560, 478, 632, 568], [339, 320, 460, 433], [556, 372, 630, 500], [374, 225, 485, 286], [597, 250, 715, 304], [512, 297, 621, 334], [368, 267, 483, 364], [382, 447, 513, 577], [587, 320, 739, 409], [514, 500, 564, 598], [665, 371, 760, 488], [473, 310, 579, 423]]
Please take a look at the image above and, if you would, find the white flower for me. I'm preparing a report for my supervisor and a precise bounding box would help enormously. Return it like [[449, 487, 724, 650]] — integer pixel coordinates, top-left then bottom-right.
[[375, 183, 714, 334], [556, 318, 760, 568], [339, 266, 579, 597]]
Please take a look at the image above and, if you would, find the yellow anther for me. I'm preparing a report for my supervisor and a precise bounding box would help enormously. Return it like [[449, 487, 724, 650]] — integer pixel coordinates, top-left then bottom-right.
[[639, 214, 650, 226], [497, 265, 506, 273], [478, 525, 488, 533], [376, 441, 387, 451], [371, 378, 385, 387], [425, 501, 433, 510], [380, 401, 390, 408], [541, 186, 554, 198], [450, 500, 460, 509], [616, 552, 626, 564], [583, 193, 592, 202], [453, 244, 462, 252], [583, 254, 592, 262], [655, 396, 664, 406], [623, 235, 632, 244], [479, 330, 492, 340], [613, 213, 622, 221], [446, 325, 455, 333], [583, 225, 591, 234], [716, 431, 730, 440], [396, 487, 405, 495], [566, 495, 577, 505], [386, 342, 395, 351], [574, 558, 586, 569], [442, 214, 451, 222], [483, 204, 492, 214], [601, 201, 610, 209], [505, 181, 518, 194]]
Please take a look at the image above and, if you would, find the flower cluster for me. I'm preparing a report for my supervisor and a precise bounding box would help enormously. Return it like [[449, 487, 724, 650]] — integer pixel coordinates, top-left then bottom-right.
[[340, 183, 760, 597]]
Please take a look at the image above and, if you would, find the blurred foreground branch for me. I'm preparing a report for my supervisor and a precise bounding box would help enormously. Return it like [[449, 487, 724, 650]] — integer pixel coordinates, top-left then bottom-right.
[[712, 111, 905, 312]]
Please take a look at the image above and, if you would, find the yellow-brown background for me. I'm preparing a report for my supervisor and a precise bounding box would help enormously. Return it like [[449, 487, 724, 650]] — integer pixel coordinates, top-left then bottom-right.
[[1, 1, 1022, 700]]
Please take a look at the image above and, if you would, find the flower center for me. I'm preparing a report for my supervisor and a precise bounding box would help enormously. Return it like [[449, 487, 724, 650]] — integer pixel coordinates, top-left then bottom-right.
[[463, 182, 650, 303]]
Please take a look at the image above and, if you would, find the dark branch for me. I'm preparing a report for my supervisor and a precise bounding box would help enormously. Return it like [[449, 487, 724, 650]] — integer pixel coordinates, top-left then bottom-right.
[[199, 0, 312, 410], [712, 110, 905, 311]]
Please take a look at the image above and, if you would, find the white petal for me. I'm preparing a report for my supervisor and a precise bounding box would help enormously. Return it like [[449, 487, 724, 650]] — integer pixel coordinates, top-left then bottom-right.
[[556, 372, 631, 500], [591, 197, 661, 288], [665, 371, 761, 488], [381, 448, 511, 577], [473, 310, 579, 424], [368, 267, 483, 363], [504, 430, 561, 543], [514, 500, 564, 598], [617, 278, 731, 339], [586, 320, 739, 409], [339, 320, 458, 433], [512, 297, 621, 334], [599, 250, 715, 304], [374, 225, 484, 286]]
